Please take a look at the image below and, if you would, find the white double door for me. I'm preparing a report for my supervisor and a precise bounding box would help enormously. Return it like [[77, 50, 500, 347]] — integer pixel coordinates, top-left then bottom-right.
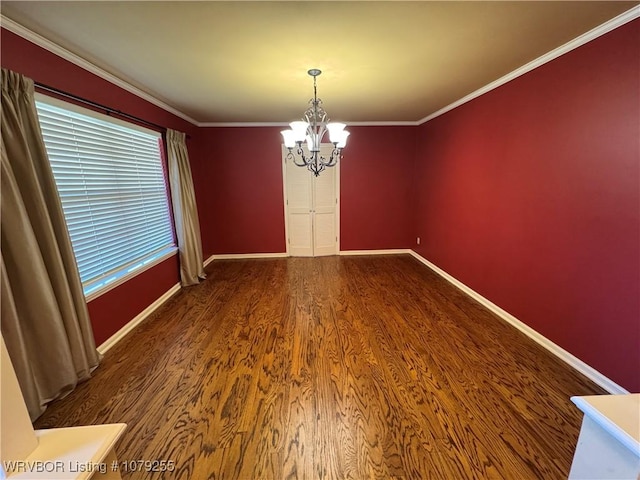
[[283, 144, 339, 257]]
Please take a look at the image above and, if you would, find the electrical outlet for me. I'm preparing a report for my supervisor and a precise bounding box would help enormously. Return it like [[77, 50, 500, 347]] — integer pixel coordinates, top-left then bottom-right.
[[416, 237, 421, 245]]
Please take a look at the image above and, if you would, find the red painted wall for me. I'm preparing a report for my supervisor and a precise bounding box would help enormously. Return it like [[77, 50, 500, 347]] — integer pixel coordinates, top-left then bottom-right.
[[194, 126, 416, 256], [1, 28, 196, 345], [88, 256, 180, 345], [340, 126, 415, 250], [194, 127, 287, 256], [413, 20, 640, 391]]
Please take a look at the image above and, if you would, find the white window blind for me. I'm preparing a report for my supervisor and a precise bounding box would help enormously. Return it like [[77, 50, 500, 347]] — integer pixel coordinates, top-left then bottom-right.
[[35, 98, 176, 298]]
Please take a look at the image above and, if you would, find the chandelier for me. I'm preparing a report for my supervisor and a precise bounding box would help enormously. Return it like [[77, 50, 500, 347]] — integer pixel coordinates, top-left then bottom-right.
[[281, 69, 349, 176]]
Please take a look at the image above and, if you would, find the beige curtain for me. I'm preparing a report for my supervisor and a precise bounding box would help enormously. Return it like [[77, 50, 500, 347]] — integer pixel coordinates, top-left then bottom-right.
[[166, 129, 205, 286], [1, 69, 100, 421]]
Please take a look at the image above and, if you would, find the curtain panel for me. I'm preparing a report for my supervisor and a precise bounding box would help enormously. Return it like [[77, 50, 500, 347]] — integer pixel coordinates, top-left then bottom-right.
[[166, 129, 205, 286], [1, 69, 100, 420]]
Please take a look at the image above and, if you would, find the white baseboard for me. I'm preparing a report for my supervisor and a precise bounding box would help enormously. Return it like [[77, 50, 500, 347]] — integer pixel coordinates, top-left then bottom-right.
[[206, 251, 412, 263], [340, 249, 412, 256], [207, 250, 413, 260], [203, 254, 216, 268], [97, 283, 181, 354], [409, 251, 629, 395], [207, 252, 289, 261]]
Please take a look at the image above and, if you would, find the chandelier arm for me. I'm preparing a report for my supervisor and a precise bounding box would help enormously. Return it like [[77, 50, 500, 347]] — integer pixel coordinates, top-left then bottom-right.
[[286, 149, 304, 167], [329, 147, 341, 165], [291, 146, 309, 167], [309, 160, 323, 177], [318, 149, 339, 168], [312, 152, 322, 175]]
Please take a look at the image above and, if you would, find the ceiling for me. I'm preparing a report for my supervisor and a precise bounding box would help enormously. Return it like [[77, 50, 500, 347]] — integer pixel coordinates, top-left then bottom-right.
[[1, 1, 637, 124]]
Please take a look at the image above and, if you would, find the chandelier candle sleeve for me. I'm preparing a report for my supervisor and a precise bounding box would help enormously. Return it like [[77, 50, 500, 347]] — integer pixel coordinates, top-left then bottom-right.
[[281, 69, 349, 176], [327, 123, 350, 148], [289, 121, 309, 143], [281, 129, 297, 148]]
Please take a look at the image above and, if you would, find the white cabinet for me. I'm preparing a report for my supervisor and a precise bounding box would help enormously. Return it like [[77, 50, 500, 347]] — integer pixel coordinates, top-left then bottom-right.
[[569, 394, 640, 479], [1, 334, 127, 479]]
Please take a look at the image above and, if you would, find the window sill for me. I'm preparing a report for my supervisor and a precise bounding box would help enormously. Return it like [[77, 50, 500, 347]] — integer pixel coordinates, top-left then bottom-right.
[[84, 247, 178, 303]]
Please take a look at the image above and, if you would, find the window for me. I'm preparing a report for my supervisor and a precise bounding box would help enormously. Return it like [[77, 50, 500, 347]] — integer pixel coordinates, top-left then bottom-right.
[[35, 95, 176, 300]]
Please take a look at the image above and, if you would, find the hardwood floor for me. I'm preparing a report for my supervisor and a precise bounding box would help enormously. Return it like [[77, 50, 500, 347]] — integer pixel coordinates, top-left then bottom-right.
[[35, 255, 606, 479]]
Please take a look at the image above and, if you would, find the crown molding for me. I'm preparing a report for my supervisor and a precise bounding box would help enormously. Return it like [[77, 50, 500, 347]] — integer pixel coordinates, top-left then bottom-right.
[[0, 14, 199, 126], [3, 6, 637, 129], [346, 121, 419, 127], [198, 120, 420, 127], [417, 5, 640, 125], [198, 122, 290, 128]]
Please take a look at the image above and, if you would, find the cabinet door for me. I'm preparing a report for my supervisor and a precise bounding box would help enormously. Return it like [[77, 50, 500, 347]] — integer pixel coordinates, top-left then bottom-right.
[[284, 146, 314, 256], [313, 145, 338, 256]]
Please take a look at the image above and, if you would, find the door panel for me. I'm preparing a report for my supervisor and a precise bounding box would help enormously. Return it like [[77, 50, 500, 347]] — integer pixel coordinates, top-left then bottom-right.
[[287, 156, 312, 211], [288, 214, 313, 256], [314, 162, 336, 209], [314, 212, 337, 256]]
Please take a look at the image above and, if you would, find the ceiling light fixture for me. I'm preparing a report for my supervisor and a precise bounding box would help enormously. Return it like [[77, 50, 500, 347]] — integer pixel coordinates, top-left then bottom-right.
[[281, 69, 349, 176]]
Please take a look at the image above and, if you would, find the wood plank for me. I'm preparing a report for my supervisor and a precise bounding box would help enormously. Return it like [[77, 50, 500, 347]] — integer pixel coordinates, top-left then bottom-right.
[[35, 255, 606, 479]]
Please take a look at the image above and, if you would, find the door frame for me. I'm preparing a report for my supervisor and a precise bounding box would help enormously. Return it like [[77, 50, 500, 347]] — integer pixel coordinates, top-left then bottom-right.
[[282, 144, 340, 256]]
